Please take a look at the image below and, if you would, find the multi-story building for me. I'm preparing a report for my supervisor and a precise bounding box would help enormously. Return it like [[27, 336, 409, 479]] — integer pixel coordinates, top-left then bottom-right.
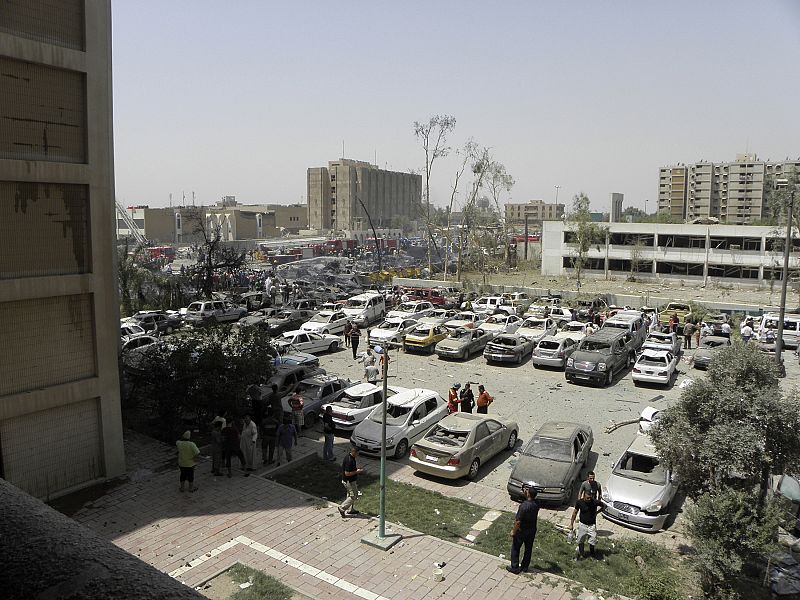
[[609, 193, 624, 223], [504, 199, 565, 224], [0, 1, 126, 498], [307, 159, 421, 232], [658, 155, 800, 224]]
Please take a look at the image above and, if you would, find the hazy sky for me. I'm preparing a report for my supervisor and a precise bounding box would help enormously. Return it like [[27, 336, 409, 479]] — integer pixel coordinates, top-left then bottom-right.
[[112, 1, 800, 213]]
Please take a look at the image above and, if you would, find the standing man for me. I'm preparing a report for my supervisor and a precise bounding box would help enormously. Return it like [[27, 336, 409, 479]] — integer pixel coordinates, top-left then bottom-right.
[[344, 320, 353, 348], [741, 320, 754, 343], [459, 383, 474, 413], [447, 383, 461, 414], [507, 483, 540, 574], [721, 320, 731, 339], [338, 445, 365, 518], [276, 418, 298, 466], [476, 384, 493, 414], [210, 421, 223, 476], [222, 420, 245, 478], [240, 414, 258, 473], [569, 489, 604, 560], [578, 471, 602, 501], [260, 410, 279, 465], [176, 430, 200, 492], [322, 405, 336, 462], [350, 324, 362, 360], [683, 320, 695, 350], [289, 392, 305, 430]]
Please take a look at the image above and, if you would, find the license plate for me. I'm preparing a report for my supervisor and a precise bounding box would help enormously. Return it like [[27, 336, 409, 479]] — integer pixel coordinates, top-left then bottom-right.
[[425, 455, 438, 462], [576, 375, 590, 380], [644, 371, 653, 375]]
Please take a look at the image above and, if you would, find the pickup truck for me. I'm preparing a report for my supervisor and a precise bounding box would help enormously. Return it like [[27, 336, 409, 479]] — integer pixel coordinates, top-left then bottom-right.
[[657, 302, 692, 330]]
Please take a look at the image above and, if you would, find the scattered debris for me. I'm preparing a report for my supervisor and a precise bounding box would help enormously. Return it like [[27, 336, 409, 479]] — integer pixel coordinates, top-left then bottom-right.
[[605, 418, 639, 434]]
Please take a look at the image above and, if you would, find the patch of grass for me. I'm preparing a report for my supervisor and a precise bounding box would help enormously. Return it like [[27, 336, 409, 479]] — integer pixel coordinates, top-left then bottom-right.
[[273, 456, 480, 541], [227, 563, 294, 600]]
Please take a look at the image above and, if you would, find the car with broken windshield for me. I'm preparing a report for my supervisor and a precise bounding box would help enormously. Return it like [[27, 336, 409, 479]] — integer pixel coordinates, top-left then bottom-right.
[[434, 327, 493, 360], [693, 335, 731, 369], [322, 382, 406, 432]]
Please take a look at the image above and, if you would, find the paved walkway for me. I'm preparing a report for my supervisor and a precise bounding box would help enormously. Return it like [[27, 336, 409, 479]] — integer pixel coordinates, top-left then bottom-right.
[[69, 431, 612, 600]]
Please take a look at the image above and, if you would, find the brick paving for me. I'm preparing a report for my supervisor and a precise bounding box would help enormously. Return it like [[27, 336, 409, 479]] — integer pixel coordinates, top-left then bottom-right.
[[70, 431, 618, 600]]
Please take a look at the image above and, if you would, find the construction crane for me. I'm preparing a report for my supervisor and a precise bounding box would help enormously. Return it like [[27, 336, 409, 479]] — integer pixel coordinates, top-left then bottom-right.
[[115, 200, 148, 246]]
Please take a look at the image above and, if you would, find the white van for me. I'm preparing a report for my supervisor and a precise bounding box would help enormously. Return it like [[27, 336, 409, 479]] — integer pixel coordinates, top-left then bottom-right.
[[602, 313, 647, 349], [342, 292, 386, 327], [759, 313, 800, 349]]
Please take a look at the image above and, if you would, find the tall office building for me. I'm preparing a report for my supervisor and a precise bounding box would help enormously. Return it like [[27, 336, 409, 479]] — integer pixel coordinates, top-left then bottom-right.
[[609, 193, 624, 222], [0, 1, 125, 498], [658, 155, 800, 224], [307, 159, 421, 232]]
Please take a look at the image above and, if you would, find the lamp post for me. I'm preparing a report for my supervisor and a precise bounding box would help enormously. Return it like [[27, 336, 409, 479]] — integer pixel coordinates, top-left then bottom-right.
[[554, 185, 561, 204], [775, 186, 795, 372]]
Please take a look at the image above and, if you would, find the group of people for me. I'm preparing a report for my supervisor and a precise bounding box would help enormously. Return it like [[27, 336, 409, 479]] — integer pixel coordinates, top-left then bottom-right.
[[446, 382, 494, 414]]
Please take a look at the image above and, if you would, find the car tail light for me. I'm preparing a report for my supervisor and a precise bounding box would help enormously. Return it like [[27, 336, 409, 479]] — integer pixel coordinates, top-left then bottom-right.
[[446, 457, 460, 466], [410, 448, 417, 458]]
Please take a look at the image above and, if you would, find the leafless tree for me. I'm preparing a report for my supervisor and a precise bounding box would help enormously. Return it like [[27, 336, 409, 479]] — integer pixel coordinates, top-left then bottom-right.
[[484, 160, 515, 267], [456, 147, 492, 281], [187, 209, 247, 298]]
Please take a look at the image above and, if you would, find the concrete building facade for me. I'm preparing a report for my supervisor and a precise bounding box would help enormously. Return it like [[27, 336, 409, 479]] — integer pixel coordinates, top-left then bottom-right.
[[658, 155, 800, 224], [504, 199, 565, 225], [609, 193, 624, 223], [541, 220, 800, 285], [0, 1, 126, 498], [307, 159, 421, 232]]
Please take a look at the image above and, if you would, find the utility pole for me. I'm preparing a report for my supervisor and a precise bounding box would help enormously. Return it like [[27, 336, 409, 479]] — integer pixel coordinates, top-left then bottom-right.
[[554, 185, 561, 204], [776, 189, 794, 372], [524, 214, 529, 260]]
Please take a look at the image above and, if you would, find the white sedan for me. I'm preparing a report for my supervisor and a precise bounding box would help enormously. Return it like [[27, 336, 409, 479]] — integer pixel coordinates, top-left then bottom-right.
[[387, 301, 435, 321], [517, 317, 557, 343], [368, 318, 419, 346], [417, 308, 459, 326], [278, 330, 341, 354], [322, 383, 407, 432], [631, 350, 678, 386], [556, 321, 590, 342], [443, 311, 486, 330], [480, 314, 522, 337], [300, 310, 349, 335]]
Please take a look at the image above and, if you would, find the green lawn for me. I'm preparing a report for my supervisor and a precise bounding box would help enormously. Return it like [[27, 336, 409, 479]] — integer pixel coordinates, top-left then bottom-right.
[[272, 457, 687, 598], [228, 563, 294, 600]]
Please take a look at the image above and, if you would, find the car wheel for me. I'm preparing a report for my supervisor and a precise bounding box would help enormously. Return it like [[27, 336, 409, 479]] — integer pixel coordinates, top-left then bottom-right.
[[328, 342, 338, 352], [304, 412, 317, 428], [507, 430, 517, 451], [394, 439, 409, 459], [628, 353, 635, 368], [466, 458, 480, 480], [563, 481, 575, 505], [605, 368, 614, 386]]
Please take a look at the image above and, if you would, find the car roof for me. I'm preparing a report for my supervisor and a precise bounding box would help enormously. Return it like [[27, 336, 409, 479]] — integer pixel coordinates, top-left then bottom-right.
[[627, 434, 658, 457], [437, 412, 497, 430], [584, 328, 627, 341], [343, 382, 381, 396], [639, 349, 670, 358], [535, 421, 587, 440], [300, 374, 340, 386], [539, 335, 565, 344], [387, 388, 438, 407]]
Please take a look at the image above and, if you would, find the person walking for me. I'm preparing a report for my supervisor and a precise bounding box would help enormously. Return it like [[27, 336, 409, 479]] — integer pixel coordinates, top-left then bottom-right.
[[578, 471, 602, 501], [344, 321, 352, 348], [322, 405, 336, 462], [176, 430, 200, 492], [741, 320, 754, 343], [507, 484, 540, 574], [210, 421, 223, 476], [447, 383, 461, 414], [683, 320, 695, 350], [260, 411, 279, 465], [459, 383, 474, 413], [350, 324, 362, 360], [222, 420, 246, 477], [569, 489, 604, 560], [476, 384, 493, 414], [289, 392, 305, 430], [276, 418, 298, 466], [721, 320, 731, 339], [338, 446, 365, 518], [240, 414, 258, 473]]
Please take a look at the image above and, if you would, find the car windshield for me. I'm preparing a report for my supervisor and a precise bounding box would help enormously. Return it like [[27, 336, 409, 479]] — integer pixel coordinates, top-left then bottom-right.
[[397, 303, 416, 312], [647, 334, 671, 342], [309, 313, 331, 323], [522, 319, 545, 329], [377, 321, 399, 330], [638, 355, 668, 367], [449, 329, 472, 339], [346, 299, 367, 308], [295, 383, 323, 397], [338, 391, 367, 407], [604, 322, 627, 330], [613, 452, 667, 485], [430, 310, 446, 318], [493, 337, 517, 347], [413, 326, 432, 335], [522, 436, 572, 461], [581, 340, 610, 352], [565, 324, 584, 333], [277, 311, 293, 319], [187, 302, 203, 311], [485, 316, 503, 324], [370, 403, 411, 425], [539, 340, 560, 350], [425, 424, 469, 447], [455, 313, 474, 321]]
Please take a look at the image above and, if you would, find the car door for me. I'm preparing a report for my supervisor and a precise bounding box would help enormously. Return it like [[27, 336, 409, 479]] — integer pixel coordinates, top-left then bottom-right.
[[293, 333, 310, 351], [406, 402, 429, 443], [472, 421, 492, 464], [484, 419, 506, 458]]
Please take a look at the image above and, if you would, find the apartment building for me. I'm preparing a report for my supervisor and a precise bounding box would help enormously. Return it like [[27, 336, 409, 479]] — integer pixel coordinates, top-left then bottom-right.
[[658, 155, 800, 224], [307, 159, 421, 232], [504, 199, 565, 224], [0, 1, 126, 498]]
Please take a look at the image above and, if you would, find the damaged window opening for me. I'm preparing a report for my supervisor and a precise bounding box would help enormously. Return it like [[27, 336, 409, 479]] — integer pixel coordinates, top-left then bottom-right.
[[658, 235, 706, 249], [655, 262, 704, 276], [609, 233, 654, 247]]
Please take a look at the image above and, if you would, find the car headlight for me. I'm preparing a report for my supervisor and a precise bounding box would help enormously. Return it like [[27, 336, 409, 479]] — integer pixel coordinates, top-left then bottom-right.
[[386, 436, 395, 445], [644, 501, 662, 513], [597, 362, 607, 371], [602, 490, 611, 502], [566, 358, 574, 367]]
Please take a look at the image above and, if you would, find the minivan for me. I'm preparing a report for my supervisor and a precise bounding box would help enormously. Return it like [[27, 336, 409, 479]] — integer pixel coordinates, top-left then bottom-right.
[[760, 313, 800, 349], [602, 313, 646, 350], [342, 292, 385, 327]]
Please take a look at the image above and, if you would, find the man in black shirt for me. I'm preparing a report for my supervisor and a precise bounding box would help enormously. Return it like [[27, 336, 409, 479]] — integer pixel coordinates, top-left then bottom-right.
[[569, 489, 604, 559], [338, 446, 364, 518], [459, 383, 474, 414], [322, 406, 336, 462], [507, 483, 540, 574]]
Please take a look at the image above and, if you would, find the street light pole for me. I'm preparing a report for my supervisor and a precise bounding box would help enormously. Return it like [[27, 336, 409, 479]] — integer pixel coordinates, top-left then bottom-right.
[[776, 190, 794, 371], [378, 347, 388, 538], [554, 185, 561, 204]]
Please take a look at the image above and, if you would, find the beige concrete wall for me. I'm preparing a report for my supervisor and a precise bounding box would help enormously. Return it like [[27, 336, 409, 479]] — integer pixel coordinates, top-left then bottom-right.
[[0, 0, 125, 499]]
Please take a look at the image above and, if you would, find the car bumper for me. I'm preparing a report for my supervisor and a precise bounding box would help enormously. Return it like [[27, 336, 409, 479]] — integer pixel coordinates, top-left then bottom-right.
[[602, 504, 667, 532], [404, 341, 433, 352], [632, 372, 670, 385], [693, 359, 710, 369], [409, 454, 466, 479], [435, 346, 465, 358], [351, 439, 394, 455], [531, 355, 565, 368], [507, 480, 567, 504], [565, 368, 605, 384], [484, 352, 517, 363], [331, 419, 358, 432]]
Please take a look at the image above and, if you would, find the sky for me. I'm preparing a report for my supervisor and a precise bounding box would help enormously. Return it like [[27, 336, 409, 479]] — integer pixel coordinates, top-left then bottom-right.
[[111, 1, 800, 213]]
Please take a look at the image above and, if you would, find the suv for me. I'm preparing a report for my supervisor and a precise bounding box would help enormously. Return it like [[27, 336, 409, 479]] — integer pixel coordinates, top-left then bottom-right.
[[565, 329, 637, 386], [280, 375, 350, 428], [184, 300, 246, 325], [126, 311, 182, 334]]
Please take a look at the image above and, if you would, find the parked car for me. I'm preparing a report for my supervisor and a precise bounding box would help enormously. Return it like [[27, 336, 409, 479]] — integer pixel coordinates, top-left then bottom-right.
[[342, 292, 386, 327], [602, 313, 647, 350], [507, 421, 593, 504], [350, 388, 448, 459], [532, 336, 578, 369], [638, 406, 662, 434], [126, 311, 182, 334], [409, 414, 518, 480], [483, 333, 536, 365], [184, 300, 246, 325], [548, 306, 574, 324], [280, 375, 351, 427], [435, 327, 493, 360], [277, 330, 341, 354], [517, 317, 557, 344], [368, 318, 418, 347], [271, 344, 320, 367], [706, 313, 730, 336], [120, 321, 147, 341], [565, 329, 638, 387], [602, 434, 677, 532], [502, 292, 533, 314], [693, 335, 731, 370], [387, 300, 435, 321], [641, 331, 682, 356], [403, 324, 450, 354], [443, 311, 486, 330], [417, 308, 459, 327], [300, 310, 349, 335], [323, 383, 407, 432], [632, 350, 678, 386], [234, 307, 281, 329], [480, 314, 523, 337], [266, 309, 316, 336], [251, 364, 327, 407], [120, 334, 158, 353], [473, 296, 516, 316], [574, 298, 608, 322], [556, 321, 589, 343]]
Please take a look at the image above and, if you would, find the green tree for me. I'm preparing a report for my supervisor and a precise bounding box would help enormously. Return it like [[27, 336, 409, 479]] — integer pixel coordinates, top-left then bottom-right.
[[764, 170, 800, 230], [566, 193, 607, 288]]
